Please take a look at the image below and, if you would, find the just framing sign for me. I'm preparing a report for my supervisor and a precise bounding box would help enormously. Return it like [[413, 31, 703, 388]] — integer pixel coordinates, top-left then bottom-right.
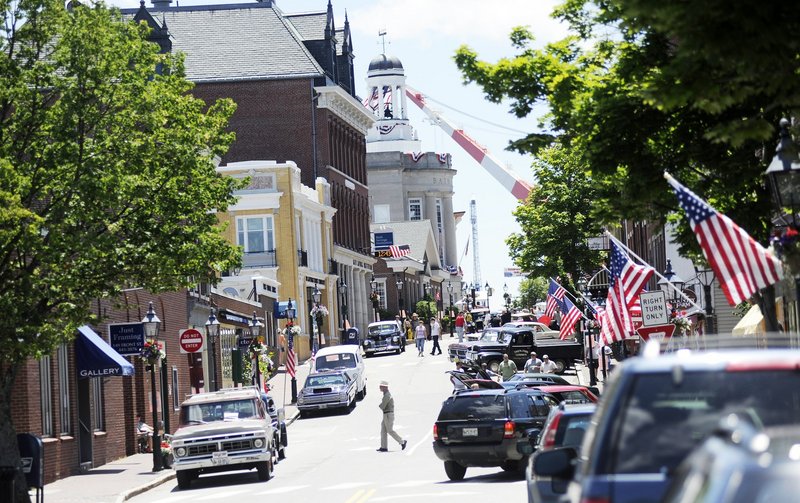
[[639, 291, 669, 327]]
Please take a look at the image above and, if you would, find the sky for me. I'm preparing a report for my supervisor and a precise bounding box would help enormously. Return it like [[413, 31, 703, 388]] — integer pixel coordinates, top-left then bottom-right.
[[108, 0, 568, 302]]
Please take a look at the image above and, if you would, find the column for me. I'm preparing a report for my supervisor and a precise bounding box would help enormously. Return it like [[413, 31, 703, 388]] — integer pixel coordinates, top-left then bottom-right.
[[425, 193, 438, 249], [443, 195, 457, 267], [399, 82, 408, 119]]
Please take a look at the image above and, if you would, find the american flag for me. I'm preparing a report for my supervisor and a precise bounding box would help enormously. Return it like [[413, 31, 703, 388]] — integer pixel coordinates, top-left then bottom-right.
[[666, 174, 782, 306], [389, 244, 411, 258], [559, 298, 582, 340], [544, 279, 566, 318], [286, 333, 296, 379], [600, 241, 655, 345], [362, 87, 379, 110]]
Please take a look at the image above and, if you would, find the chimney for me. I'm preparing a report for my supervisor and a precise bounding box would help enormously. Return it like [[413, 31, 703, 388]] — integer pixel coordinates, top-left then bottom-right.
[[151, 0, 172, 8]]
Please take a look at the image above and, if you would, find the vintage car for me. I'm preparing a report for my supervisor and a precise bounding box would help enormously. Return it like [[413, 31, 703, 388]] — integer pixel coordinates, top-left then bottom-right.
[[313, 345, 367, 399], [297, 370, 357, 417], [362, 320, 405, 356], [171, 387, 277, 489]]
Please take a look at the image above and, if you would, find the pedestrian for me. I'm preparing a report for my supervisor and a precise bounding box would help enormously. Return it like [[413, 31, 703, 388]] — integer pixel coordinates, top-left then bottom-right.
[[394, 315, 405, 352], [540, 354, 558, 374], [136, 414, 153, 453], [455, 311, 465, 342], [483, 312, 491, 330], [404, 317, 413, 342], [415, 320, 427, 356], [377, 380, 407, 452], [498, 353, 518, 381], [501, 309, 511, 325], [523, 351, 542, 373], [464, 311, 473, 333], [430, 317, 442, 355]]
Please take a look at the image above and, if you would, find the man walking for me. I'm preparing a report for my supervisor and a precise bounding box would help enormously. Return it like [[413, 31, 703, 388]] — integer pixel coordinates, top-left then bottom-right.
[[455, 311, 465, 342], [430, 317, 442, 355], [523, 351, 542, 373], [498, 353, 518, 381], [377, 381, 407, 452], [540, 354, 558, 374]]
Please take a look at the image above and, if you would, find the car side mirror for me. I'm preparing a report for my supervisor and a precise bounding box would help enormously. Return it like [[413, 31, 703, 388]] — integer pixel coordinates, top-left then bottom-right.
[[526, 428, 541, 446], [533, 447, 577, 479]]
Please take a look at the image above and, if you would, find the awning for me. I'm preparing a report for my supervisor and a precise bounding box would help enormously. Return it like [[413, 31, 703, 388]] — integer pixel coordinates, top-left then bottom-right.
[[76, 325, 135, 379], [732, 304, 764, 336]]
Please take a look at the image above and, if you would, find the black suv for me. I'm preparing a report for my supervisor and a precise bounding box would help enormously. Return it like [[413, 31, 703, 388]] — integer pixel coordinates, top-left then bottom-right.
[[432, 388, 558, 481]]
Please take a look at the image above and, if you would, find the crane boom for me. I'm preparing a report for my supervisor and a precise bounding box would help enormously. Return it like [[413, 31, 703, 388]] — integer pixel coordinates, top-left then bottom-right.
[[405, 85, 532, 201]]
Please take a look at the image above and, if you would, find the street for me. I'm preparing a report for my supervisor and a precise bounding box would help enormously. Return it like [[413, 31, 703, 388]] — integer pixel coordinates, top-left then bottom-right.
[[128, 344, 557, 502]]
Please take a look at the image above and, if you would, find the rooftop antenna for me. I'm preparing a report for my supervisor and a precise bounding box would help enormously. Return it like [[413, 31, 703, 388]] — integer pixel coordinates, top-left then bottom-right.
[[378, 28, 388, 55]]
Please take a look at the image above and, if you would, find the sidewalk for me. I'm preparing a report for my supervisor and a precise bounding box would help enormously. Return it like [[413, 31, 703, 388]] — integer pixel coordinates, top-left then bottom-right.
[[38, 359, 312, 503]]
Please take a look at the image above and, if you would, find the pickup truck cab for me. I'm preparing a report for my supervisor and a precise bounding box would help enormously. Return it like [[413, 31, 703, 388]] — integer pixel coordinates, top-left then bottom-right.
[[465, 326, 583, 374]]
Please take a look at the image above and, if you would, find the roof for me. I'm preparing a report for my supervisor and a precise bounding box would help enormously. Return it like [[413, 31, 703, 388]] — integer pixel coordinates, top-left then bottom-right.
[[123, 3, 324, 82], [284, 11, 327, 41], [368, 54, 404, 72], [181, 387, 260, 405], [371, 220, 440, 268], [314, 345, 360, 356]]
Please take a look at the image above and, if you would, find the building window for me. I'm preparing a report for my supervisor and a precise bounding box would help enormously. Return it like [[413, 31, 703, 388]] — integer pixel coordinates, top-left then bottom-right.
[[40, 356, 53, 437], [373, 204, 390, 223], [57, 343, 71, 434], [92, 378, 104, 431], [237, 215, 275, 253], [172, 367, 180, 411], [376, 281, 388, 310], [408, 198, 422, 221], [436, 199, 443, 232]]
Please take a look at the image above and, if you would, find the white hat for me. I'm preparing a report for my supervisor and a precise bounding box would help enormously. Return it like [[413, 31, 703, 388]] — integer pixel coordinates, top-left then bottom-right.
[[543, 354, 549, 359], [380, 380, 389, 386]]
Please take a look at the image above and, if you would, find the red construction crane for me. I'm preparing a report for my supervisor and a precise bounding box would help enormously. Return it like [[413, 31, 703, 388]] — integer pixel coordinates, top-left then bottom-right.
[[405, 85, 532, 201]]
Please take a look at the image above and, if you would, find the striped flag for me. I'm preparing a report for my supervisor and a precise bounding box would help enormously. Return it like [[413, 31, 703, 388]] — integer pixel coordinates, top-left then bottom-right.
[[600, 241, 655, 345], [286, 333, 296, 379], [666, 174, 782, 306], [389, 244, 411, 258], [544, 279, 566, 319], [559, 298, 582, 340]]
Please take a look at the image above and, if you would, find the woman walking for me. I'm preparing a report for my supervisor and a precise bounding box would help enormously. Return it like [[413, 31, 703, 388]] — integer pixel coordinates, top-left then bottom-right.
[[415, 320, 427, 356]]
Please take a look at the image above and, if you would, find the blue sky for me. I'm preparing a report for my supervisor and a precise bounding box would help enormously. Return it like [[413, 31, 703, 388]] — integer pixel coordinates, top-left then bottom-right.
[[108, 0, 567, 302]]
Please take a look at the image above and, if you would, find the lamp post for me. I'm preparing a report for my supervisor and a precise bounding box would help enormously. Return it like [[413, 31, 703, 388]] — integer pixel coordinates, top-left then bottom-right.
[[204, 308, 220, 392], [248, 311, 264, 391], [312, 284, 322, 354], [694, 266, 716, 335], [338, 278, 348, 330], [446, 283, 454, 337], [577, 278, 597, 386], [485, 282, 493, 312], [142, 302, 163, 472], [370, 274, 379, 322], [286, 298, 297, 403], [503, 283, 511, 310], [657, 259, 685, 313]]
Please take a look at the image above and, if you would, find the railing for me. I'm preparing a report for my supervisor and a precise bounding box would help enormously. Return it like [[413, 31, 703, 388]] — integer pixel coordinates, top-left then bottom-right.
[[297, 250, 308, 267], [242, 250, 277, 268]]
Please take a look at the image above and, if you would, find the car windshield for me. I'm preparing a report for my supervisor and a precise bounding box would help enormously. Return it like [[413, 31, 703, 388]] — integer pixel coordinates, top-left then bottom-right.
[[609, 370, 800, 475], [368, 324, 397, 336], [438, 395, 506, 421], [306, 374, 346, 387], [315, 353, 356, 370], [180, 398, 259, 425], [479, 331, 504, 343]]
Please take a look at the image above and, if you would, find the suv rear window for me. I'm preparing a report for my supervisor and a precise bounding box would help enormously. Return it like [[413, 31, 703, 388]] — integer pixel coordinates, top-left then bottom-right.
[[608, 370, 800, 475], [315, 353, 356, 370], [438, 394, 506, 420]]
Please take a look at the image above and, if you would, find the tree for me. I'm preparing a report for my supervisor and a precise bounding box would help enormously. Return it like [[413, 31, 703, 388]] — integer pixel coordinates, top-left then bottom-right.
[[506, 144, 602, 280], [517, 277, 548, 310], [0, 2, 240, 498]]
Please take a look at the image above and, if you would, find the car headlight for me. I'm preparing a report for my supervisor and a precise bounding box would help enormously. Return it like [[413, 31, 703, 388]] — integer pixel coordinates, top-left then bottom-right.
[[297, 395, 305, 404], [254, 438, 264, 448], [175, 447, 186, 458]]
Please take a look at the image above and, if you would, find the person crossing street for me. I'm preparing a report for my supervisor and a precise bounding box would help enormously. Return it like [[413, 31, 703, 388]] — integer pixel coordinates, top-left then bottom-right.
[[377, 380, 407, 452], [430, 317, 442, 355]]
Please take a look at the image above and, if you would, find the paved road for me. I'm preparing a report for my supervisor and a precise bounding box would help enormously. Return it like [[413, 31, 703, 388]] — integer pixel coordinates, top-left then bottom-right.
[[129, 344, 573, 502]]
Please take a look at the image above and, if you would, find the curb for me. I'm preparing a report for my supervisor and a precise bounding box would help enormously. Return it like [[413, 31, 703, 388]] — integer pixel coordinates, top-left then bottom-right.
[[116, 470, 176, 503]]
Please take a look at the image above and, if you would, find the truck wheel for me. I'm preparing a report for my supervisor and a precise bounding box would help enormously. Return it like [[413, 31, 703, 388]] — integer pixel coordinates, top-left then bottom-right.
[[256, 458, 273, 481], [176, 470, 192, 490], [554, 359, 567, 374], [488, 360, 501, 373], [444, 460, 466, 481]]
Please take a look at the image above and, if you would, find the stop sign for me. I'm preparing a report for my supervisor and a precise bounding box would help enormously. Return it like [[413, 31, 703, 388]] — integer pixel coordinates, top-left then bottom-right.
[[179, 328, 205, 354]]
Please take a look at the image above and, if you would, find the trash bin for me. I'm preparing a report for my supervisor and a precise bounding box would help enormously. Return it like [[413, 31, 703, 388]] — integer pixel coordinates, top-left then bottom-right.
[[0, 466, 16, 502], [344, 328, 359, 345]]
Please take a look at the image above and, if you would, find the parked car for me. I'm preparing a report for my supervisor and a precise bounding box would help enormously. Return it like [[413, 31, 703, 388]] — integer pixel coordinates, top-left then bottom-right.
[[171, 387, 277, 489], [312, 345, 367, 399], [297, 370, 357, 417], [527, 403, 596, 503], [505, 373, 571, 385], [432, 388, 559, 481], [448, 327, 503, 361], [525, 385, 598, 404], [662, 416, 800, 503], [261, 393, 287, 460], [531, 345, 800, 503], [502, 321, 562, 340], [362, 320, 405, 356], [464, 326, 583, 374]]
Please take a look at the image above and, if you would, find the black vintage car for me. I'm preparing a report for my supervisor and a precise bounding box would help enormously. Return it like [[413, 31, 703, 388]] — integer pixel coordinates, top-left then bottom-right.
[[362, 320, 405, 356]]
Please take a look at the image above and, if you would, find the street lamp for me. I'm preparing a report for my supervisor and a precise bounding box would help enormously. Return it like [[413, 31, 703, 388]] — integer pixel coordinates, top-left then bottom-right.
[[694, 266, 716, 335], [657, 259, 685, 311], [312, 284, 322, 354], [370, 274, 379, 322], [204, 308, 220, 392], [338, 278, 348, 329], [576, 278, 597, 386], [446, 283, 454, 338], [286, 298, 297, 403], [766, 118, 800, 216], [503, 283, 511, 309], [248, 311, 264, 391], [142, 302, 163, 472], [485, 282, 493, 312]]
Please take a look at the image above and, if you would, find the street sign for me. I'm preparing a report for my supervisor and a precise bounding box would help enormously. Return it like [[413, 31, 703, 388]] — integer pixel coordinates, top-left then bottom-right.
[[373, 231, 394, 250], [636, 323, 676, 342], [238, 337, 253, 349], [179, 328, 205, 354], [108, 322, 145, 356], [639, 291, 669, 327]]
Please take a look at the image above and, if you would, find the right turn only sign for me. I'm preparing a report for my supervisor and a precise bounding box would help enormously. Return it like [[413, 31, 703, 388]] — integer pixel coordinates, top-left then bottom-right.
[[639, 291, 669, 327], [179, 328, 205, 354]]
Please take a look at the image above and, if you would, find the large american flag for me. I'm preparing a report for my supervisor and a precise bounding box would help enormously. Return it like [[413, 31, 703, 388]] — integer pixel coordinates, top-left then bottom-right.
[[544, 279, 566, 319], [600, 241, 655, 345], [666, 174, 782, 306], [559, 298, 582, 340], [286, 333, 296, 379], [389, 244, 411, 258]]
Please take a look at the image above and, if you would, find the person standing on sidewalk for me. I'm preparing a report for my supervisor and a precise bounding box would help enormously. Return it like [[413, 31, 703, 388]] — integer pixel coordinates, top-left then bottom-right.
[[415, 320, 427, 356], [540, 354, 558, 374], [377, 381, 407, 452], [430, 317, 442, 355], [523, 352, 542, 373], [498, 353, 518, 381], [454, 311, 465, 342]]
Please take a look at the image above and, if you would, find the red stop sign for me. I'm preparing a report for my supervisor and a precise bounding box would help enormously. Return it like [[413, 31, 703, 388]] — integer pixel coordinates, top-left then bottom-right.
[[179, 328, 204, 354]]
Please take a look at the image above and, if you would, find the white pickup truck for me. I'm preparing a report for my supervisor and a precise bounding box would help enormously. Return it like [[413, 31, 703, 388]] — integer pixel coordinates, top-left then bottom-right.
[[171, 387, 277, 489]]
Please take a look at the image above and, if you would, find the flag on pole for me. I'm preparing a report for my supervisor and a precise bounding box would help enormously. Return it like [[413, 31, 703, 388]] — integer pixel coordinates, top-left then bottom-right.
[[545, 279, 566, 319], [666, 173, 782, 306], [286, 333, 296, 379], [559, 298, 582, 340], [389, 244, 411, 258], [600, 241, 655, 345]]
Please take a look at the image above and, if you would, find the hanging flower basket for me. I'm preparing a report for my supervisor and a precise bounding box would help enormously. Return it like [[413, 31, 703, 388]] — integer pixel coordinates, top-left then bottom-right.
[[139, 339, 164, 365], [670, 314, 692, 336], [311, 304, 329, 322], [370, 292, 380, 309], [281, 322, 302, 337], [772, 225, 800, 275], [249, 340, 266, 354]]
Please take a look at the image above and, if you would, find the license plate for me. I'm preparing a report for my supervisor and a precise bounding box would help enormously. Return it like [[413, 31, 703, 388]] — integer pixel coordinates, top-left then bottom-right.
[[211, 451, 229, 466], [319, 403, 327, 409], [462, 427, 478, 437]]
